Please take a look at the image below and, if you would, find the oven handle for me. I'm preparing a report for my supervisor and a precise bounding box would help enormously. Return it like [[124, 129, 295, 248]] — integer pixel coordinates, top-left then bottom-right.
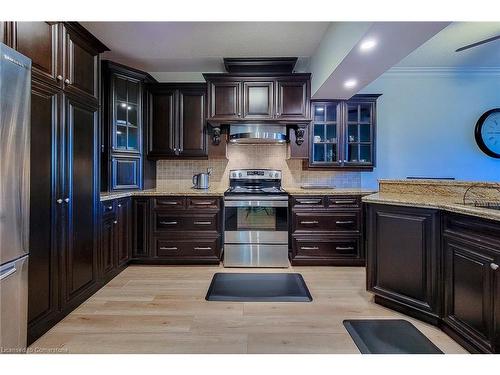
[[224, 200, 289, 208]]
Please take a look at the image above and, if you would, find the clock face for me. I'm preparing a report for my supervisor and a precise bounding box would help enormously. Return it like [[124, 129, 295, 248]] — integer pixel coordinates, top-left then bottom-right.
[[475, 109, 500, 158]]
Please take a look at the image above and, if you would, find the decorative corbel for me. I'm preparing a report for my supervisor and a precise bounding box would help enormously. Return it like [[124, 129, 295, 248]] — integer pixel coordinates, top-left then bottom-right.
[[212, 126, 221, 145], [294, 125, 306, 146]]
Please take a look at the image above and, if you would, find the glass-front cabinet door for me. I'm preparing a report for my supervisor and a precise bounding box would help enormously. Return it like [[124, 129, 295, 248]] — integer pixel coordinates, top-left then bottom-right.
[[113, 75, 141, 152], [309, 95, 378, 170], [311, 102, 341, 165], [345, 101, 374, 166]]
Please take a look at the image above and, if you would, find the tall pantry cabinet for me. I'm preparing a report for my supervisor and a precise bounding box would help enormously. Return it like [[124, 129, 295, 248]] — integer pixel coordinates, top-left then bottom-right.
[[1, 21, 109, 344]]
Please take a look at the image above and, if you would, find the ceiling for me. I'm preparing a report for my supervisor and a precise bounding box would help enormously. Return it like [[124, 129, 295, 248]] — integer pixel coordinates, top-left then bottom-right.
[[396, 22, 500, 68], [81, 22, 330, 72]]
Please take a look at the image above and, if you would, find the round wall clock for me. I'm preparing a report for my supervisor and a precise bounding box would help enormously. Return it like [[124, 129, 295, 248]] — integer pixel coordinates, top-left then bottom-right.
[[475, 108, 500, 158]]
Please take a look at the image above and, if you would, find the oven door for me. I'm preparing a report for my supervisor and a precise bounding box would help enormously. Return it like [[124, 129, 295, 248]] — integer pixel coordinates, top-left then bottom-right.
[[224, 197, 288, 244]]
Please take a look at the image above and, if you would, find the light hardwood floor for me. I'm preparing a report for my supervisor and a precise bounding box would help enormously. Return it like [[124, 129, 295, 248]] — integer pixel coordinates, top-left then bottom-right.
[[30, 265, 468, 354]]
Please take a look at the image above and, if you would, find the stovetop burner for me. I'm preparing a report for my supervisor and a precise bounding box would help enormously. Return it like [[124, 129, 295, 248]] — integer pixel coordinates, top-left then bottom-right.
[[225, 169, 287, 196]]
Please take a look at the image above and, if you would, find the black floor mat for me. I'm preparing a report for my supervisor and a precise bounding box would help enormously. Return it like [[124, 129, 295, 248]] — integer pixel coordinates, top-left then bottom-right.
[[343, 319, 443, 354], [205, 273, 313, 302]]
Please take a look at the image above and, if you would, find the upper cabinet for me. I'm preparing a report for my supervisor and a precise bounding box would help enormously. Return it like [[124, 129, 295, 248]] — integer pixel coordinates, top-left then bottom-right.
[[147, 83, 208, 159], [204, 74, 311, 123], [309, 94, 379, 170], [3, 22, 108, 104], [101, 61, 156, 192]]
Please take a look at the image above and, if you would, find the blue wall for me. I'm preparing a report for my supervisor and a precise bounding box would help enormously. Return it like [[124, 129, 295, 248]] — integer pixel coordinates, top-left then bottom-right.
[[360, 70, 500, 189]]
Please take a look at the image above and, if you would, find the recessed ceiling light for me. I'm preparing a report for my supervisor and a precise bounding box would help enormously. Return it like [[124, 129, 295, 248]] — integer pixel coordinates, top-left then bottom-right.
[[360, 39, 377, 51], [344, 79, 357, 89]]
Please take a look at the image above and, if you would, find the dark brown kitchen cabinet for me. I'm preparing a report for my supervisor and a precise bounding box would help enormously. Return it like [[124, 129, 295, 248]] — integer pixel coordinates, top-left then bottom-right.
[[147, 83, 207, 159], [27, 79, 61, 344], [442, 214, 500, 353], [366, 204, 442, 323], [276, 79, 309, 120], [101, 61, 156, 192], [22, 22, 107, 345], [309, 95, 379, 170], [98, 198, 131, 282], [4, 22, 108, 103], [203, 74, 311, 123], [130, 196, 223, 265], [289, 194, 365, 266]]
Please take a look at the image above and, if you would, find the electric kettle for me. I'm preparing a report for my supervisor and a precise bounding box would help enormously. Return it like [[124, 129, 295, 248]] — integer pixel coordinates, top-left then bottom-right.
[[192, 168, 212, 189]]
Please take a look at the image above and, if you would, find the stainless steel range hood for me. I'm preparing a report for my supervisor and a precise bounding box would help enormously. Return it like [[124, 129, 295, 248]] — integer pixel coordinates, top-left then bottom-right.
[[229, 124, 287, 144]]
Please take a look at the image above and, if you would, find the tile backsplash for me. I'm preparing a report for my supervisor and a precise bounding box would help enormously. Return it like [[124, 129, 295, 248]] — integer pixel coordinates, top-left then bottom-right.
[[156, 144, 361, 190]]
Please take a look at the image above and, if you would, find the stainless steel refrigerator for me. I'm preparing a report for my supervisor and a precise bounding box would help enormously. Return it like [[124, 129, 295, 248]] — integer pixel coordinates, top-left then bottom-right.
[[0, 43, 31, 352]]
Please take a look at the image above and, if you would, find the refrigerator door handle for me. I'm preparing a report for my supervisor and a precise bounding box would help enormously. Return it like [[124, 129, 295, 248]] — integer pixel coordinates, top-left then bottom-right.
[[0, 265, 17, 281]]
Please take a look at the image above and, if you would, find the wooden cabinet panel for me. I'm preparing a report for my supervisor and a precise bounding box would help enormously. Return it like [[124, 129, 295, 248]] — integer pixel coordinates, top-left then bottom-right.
[[149, 90, 176, 156], [62, 25, 99, 101], [243, 81, 274, 119], [116, 198, 131, 266], [13, 22, 59, 86], [366, 204, 441, 320], [111, 156, 141, 190], [178, 88, 207, 157], [443, 234, 498, 353], [62, 96, 98, 302], [100, 216, 115, 278], [132, 198, 150, 258], [209, 81, 241, 120], [27, 81, 60, 340], [276, 80, 308, 120]]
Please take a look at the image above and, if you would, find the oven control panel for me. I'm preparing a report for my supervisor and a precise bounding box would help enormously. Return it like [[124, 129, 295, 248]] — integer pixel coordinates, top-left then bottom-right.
[[229, 169, 282, 180]]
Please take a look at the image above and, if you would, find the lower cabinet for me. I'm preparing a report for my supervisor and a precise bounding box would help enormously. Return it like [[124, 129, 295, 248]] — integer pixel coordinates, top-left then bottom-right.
[[442, 214, 500, 353], [366, 204, 442, 322], [130, 196, 223, 264], [366, 203, 500, 353], [98, 198, 131, 283], [290, 194, 365, 266]]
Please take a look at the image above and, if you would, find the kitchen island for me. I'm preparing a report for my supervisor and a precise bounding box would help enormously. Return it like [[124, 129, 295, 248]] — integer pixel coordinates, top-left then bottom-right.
[[363, 179, 500, 353]]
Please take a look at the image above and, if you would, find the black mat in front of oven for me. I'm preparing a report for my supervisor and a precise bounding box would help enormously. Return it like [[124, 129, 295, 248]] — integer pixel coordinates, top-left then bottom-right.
[[205, 273, 313, 302]]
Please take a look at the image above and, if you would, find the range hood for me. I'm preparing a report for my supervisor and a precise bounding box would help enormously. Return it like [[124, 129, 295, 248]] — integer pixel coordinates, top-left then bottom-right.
[[229, 124, 287, 144]]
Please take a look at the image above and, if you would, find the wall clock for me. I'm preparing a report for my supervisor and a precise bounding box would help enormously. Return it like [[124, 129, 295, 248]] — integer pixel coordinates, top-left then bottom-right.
[[475, 108, 500, 158]]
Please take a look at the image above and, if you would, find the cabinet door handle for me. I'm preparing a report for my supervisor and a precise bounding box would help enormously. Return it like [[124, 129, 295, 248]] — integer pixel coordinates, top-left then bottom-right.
[[300, 221, 319, 225], [56, 75, 63, 81], [300, 246, 319, 250], [194, 221, 212, 225], [336, 246, 354, 251], [118, 204, 122, 208], [335, 220, 355, 225], [192, 201, 214, 206], [194, 247, 212, 250], [56, 198, 63, 204], [160, 202, 179, 205], [64, 198, 70, 203], [298, 200, 321, 204], [332, 200, 356, 205], [159, 221, 178, 225], [64, 78, 70, 85], [491, 263, 499, 271], [159, 246, 178, 251], [107, 206, 113, 210]]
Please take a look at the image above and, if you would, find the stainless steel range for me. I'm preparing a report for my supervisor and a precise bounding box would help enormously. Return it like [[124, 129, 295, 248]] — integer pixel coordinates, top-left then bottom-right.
[[223, 169, 289, 268]]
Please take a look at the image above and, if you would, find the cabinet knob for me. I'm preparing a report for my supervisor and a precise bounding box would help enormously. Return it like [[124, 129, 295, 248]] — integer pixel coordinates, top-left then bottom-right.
[[56, 75, 63, 81], [56, 198, 63, 204], [276, 112, 281, 116], [113, 220, 118, 224], [117, 204, 122, 208], [237, 112, 241, 117], [64, 78, 70, 85], [491, 263, 499, 271], [64, 198, 70, 203]]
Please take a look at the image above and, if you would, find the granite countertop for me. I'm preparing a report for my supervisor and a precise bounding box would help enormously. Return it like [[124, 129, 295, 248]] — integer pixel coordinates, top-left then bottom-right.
[[363, 192, 500, 222], [285, 187, 376, 196], [100, 187, 226, 201]]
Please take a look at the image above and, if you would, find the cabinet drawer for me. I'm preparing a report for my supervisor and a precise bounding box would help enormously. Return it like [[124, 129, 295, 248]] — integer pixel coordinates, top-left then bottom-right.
[[155, 213, 219, 232], [292, 196, 324, 208], [294, 237, 359, 258], [294, 212, 360, 232], [444, 213, 500, 246], [154, 197, 185, 209], [187, 197, 220, 209], [155, 214, 184, 231], [186, 214, 219, 231], [156, 238, 220, 257], [327, 196, 360, 208]]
